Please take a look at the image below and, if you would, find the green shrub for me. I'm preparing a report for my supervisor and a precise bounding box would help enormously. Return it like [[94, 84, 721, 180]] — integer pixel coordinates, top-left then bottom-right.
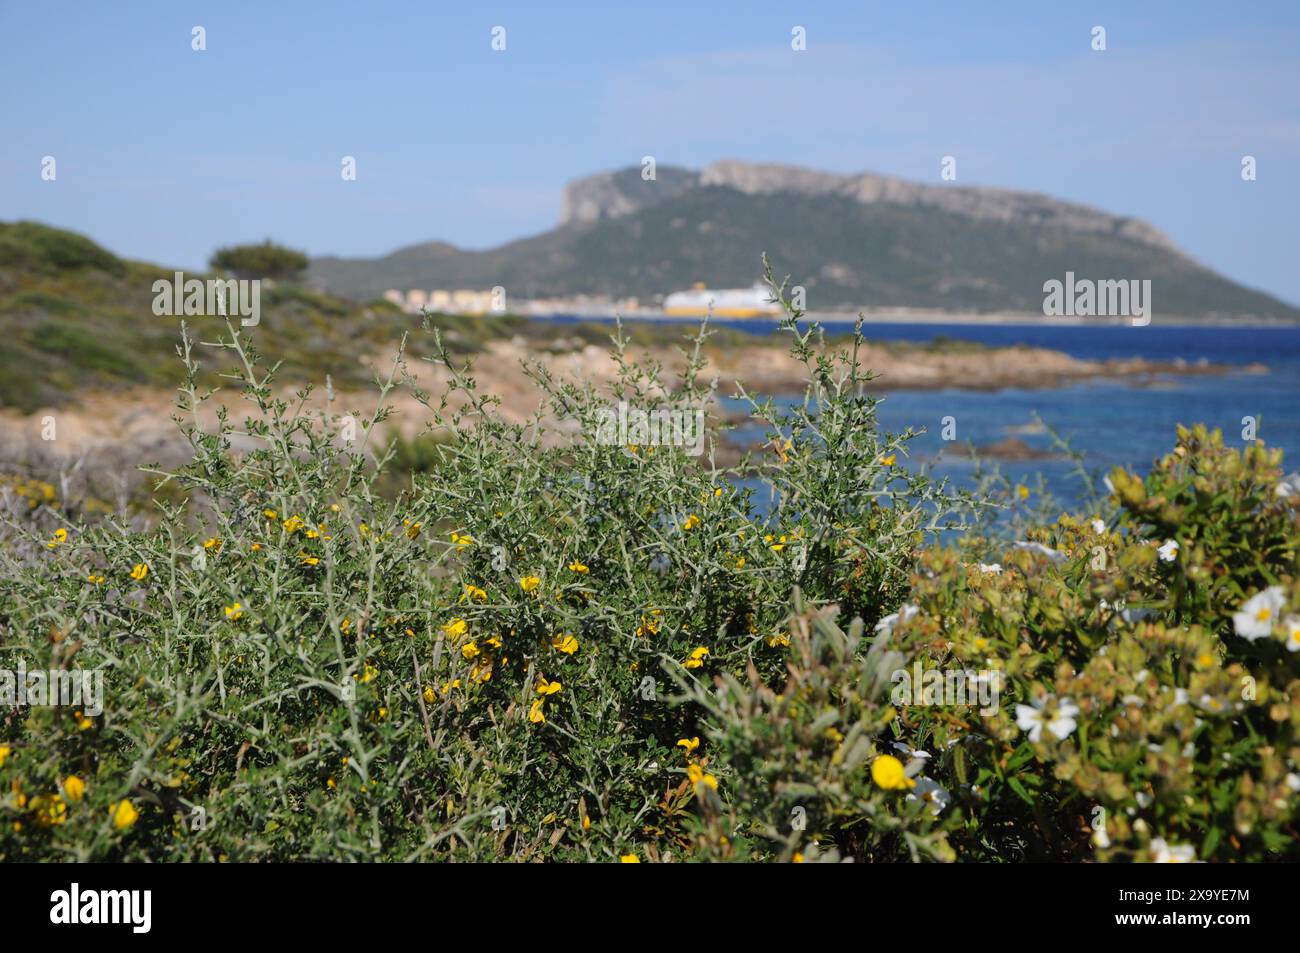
[[1, 275, 1296, 862], [0, 222, 126, 276], [888, 426, 1300, 861], [210, 241, 308, 281], [0, 285, 961, 860]]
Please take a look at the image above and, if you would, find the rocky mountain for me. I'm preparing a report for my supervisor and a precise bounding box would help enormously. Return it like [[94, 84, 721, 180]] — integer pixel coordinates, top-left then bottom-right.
[[308, 161, 1298, 320]]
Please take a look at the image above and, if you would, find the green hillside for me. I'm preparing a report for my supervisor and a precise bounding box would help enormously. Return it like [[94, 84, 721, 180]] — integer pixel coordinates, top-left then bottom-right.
[[309, 184, 1300, 320], [0, 222, 516, 413], [0, 221, 758, 414]]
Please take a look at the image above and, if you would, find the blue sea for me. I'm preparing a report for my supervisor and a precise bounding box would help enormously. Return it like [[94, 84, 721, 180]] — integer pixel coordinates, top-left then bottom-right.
[[541, 316, 1300, 508]]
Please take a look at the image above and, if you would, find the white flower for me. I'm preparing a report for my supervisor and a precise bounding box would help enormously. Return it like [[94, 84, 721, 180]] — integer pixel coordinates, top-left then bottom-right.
[[1157, 539, 1179, 562], [890, 741, 930, 762], [1013, 541, 1067, 563], [1196, 693, 1226, 714], [1135, 791, 1153, 808], [906, 777, 951, 816], [1283, 616, 1300, 653], [1277, 472, 1300, 498], [1232, 586, 1286, 642], [1015, 695, 1079, 742], [1285, 773, 1300, 792], [1092, 519, 1106, 535], [874, 604, 919, 636], [978, 562, 1003, 575], [1150, 838, 1196, 863]]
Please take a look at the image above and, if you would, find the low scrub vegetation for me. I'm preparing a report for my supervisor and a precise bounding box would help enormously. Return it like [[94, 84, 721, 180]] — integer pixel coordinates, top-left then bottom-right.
[[1, 276, 1296, 862]]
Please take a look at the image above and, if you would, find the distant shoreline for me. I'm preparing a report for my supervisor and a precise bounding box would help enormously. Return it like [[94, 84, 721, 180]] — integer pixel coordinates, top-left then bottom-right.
[[527, 309, 1300, 329]]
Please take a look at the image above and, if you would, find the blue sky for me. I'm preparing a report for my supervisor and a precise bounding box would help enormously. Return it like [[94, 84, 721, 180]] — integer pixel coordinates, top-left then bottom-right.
[[2, 1, 1297, 303]]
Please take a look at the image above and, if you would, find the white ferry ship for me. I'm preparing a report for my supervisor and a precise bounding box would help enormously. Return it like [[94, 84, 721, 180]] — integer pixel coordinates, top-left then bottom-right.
[[662, 282, 782, 318]]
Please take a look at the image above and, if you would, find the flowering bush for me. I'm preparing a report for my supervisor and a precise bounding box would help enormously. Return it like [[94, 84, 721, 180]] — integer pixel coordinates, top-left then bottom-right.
[[0, 292, 960, 860], [1, 289, 1296, 861], [885, 426, 1300, 862]]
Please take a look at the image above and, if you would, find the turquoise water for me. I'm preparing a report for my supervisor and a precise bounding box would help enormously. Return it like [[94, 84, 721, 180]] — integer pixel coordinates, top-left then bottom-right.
[[543, 317, 1300, 507]]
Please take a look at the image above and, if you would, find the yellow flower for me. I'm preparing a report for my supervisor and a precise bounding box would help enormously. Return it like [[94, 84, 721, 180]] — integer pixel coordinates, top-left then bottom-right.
[[224, 602, 243, 620], [450, 531, 474, 548], [250, 543, 261, 552], [635, 608, 663, 638], [0, 745, 10, 767], [111, 799, 139, 829], [360, 663, 379, 684], [766, 633, 790, 648], [551, 633, 580, 655], [31, 793, 67, 827], [404, 520, 422, 540], [683, 646, 709, 669], [676, 736, 700, 755], [422, 685, 437, 704], [881, 453, 896, 466], [528, 698, 547, 724], [568, 561, 589, 573], [462, 641, 480, 660], [262, 508, 278, 520], [535, 677, 562, 696], [687, 763, 718, 791], [462, 584, 487, 603], [682, 514, 701, 531], [440, 617, 468, 640], [519, 575, 541, 593], [129, 563, 149, 581], [47, 528, 69, 548], [203, 537, 221, 551], [1016, 484, 1030, 501], [282, 514, 305, 533], [300, 552, 319, 566], [619, 854, 640, 863], [734, 556, 746, 569], [871, 754, 915, 791], [86, 573, 105, 585], [63, 776, 86, 802]]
